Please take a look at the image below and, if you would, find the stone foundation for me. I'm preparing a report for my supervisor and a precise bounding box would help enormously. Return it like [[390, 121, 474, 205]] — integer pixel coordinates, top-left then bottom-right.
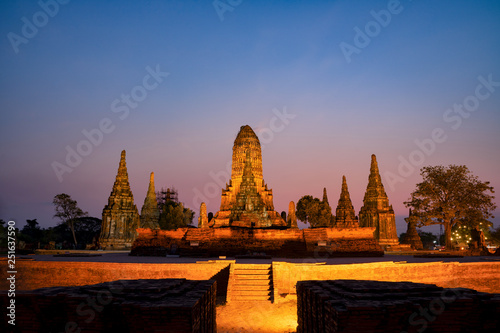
[[297, 280, 500, 333], [1, 278, 216, 333], [130, 227, 384, 257]]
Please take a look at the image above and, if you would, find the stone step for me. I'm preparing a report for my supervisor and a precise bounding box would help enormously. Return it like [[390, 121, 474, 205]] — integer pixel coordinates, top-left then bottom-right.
[[230, 290, 271, 296], [234, 274, 270, 280], [233, 264, 271, 269], [233, 269, 270, 275], [232, 279, 270, 286], [232, 285, 270, 291], [229, 295, 272, 301]]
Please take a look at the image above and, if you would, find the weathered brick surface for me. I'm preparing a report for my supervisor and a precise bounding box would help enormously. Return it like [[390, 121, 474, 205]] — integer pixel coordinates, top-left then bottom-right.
[[272, 261, 500, 301], [1, 279, 216, 333], [297, 280, 500, 333]]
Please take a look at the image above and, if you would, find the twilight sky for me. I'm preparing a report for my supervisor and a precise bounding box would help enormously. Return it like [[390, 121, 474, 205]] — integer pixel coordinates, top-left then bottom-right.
[[1, 0, 499, 235]]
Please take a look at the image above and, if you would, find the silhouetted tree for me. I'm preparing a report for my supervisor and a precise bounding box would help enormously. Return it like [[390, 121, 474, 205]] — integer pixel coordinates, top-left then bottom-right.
[[417, 231, 438, 249], [74, 217, 102, 246], [0, 219, 7, 247], [53, 193, 88, 246], [405, 165, 496, 249], [489, 226, 500, 246], [18, 219, 43, 246]]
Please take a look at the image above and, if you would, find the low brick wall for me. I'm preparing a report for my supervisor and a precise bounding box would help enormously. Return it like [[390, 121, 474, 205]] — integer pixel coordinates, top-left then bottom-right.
[[272, 261, 500, 301], [0, 259, 231, 294], [131, 227, 383, 257]]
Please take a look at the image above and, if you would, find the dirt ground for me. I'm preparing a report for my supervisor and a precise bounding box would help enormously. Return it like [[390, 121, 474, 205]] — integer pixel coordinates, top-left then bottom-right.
[[216, 300, 298, 333]]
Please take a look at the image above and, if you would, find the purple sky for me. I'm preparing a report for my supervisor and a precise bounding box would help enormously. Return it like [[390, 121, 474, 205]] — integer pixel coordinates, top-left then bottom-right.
[[1, 0, 499, 236]]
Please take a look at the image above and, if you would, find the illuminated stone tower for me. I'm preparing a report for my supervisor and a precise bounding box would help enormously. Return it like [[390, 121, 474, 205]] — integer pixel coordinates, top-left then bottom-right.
[[359, 154, 399, 247], [334, 176, 359, 227], [100, 150, 140, 249], [210, 125, 286, 228]]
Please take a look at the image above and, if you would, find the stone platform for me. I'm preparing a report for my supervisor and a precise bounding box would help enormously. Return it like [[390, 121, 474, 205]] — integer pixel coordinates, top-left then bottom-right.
[[297, 280, 500, 333], [1, 278, 216, 333], [130, 227, 384, 257]]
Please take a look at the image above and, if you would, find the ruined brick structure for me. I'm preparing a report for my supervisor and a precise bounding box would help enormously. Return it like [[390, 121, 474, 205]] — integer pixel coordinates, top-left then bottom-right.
[[140, 172, 160, 229], [131, 227, 383, 257], [287, 201, 298, 228], [99, 150, 140, 249], [1, 279, 216, 332], [401, 209, 424, 250], [359, 154, 399, 248], [129, 126, 389, 257], [334, 176, 359, 227], [210, 125, 286, 228], [198, 202, 209, 228], [297, 280, 500, 333]]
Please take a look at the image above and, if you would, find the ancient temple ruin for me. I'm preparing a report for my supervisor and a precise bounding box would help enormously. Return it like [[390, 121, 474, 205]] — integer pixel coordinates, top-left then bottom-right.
[[359, 154, 399, 248], [140, 172, 160, 229], [334, 176, 359, 227], [209, 125, 286, 228], [400, 209, 423, 250], [198, 202, 209, 228], [287, 201, 298, 228], [99, 150, 140, 249], [131, 125, 384, 257]]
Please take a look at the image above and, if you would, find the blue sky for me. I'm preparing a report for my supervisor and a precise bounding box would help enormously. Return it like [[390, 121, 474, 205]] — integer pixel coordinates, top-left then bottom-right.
[[1, 0, 499, 236]]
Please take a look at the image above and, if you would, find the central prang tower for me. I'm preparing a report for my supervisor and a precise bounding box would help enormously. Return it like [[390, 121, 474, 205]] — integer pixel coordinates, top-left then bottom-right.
[[210, 125, 286, 228]]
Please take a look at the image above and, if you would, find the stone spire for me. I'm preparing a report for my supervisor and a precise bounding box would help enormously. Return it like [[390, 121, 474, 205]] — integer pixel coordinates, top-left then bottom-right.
[[359, 154, 399, 248], [334, 176, 359, 227], [198, 202, 208, 228], [211, 125, 286, 228], [99, 150, 140, 249], [140, 172, 160, 229], [322, 187, 329, 206], [364, 154, 389, 204], [401, 209, 423, 250], [287, 201, 298, 228]]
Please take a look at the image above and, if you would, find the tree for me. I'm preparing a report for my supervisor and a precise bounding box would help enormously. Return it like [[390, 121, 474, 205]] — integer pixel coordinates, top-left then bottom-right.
[[417, 231, 438, 249], [157, 187, 195, 230], [404, 165, 496, 250], [18, 219, 43, 246], [53, 193, 88, 246], [0, 219, 7, 247], [489, 226, 500, 246], [74, 217, 102, 246], [159, 201, 195, 230], [296, 195, 333, 228]]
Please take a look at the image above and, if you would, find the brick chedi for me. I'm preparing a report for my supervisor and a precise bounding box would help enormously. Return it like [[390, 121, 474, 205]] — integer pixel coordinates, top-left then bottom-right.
[[287, 201, 298, 228], [210, 125, 286, 228], [359, 154, 399, 247], [334, 176, 359, 227], [100, 150, 140, 249], [140, 172, 160, 229], [322, 187, 335, 227], [198, 202, 209, 228], [401, 209, 423, 250]]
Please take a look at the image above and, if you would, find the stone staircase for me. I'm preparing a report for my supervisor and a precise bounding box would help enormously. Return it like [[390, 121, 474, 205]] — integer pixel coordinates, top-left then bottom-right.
[[227, 263, 273, 303]]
